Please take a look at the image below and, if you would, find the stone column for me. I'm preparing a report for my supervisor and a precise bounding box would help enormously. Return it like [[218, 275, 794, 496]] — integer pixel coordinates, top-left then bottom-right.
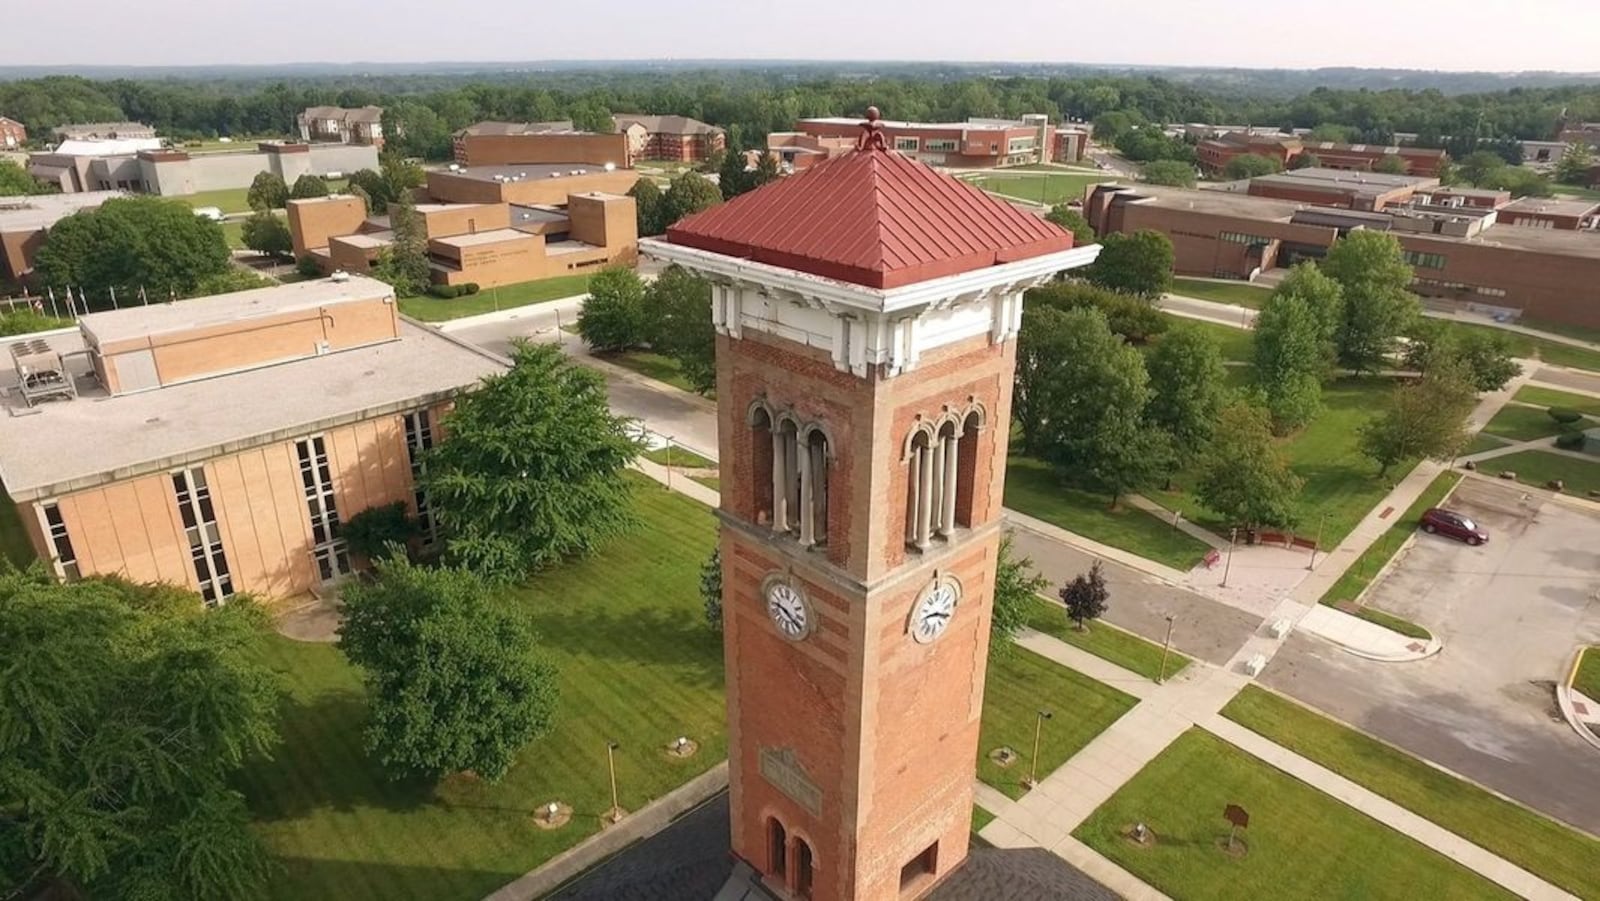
[[929, 437, 945, 539], [798, 439, 815, 547], [812, 440, 828, 543], [771, 429, 788, 533], [939, 434, 959, 537], [785, 434, 801, 533], [906, 449, 921, 545], [916, 444, 934, 549]]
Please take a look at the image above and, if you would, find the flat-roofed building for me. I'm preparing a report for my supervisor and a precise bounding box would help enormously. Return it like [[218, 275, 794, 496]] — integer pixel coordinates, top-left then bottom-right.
[[1497, 196, 1600, 231], [425, 162, 639, 206], [1244, 167, 1439, 211], [0, 275, 505, 604], [612, 114, 725, 163], [1083, 182, 1600, 328], [452, 121, 631, 169], [1197, 132, 1448, 177], [52, 121, 156, 142], [792, 114, 1057, 168], [1412, 185, 1512, 210], [0, 191, 124, 280], [28, 140, 377, 195]]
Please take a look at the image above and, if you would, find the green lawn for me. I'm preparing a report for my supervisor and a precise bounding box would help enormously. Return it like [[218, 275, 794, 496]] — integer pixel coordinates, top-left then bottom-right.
[[1463, 433, 1512, 456], [1549, 183, 1600, 202], [1481, 404, 1569, 442], [397, 275, 593, 322], [1443, 321, 1600, 374], [1574, 648, 1600, 701], [1476, 450, 1600, 496], [1075, 729, 1515, 901], [1160, 313, 1255, 362], [1022, 597, 1189, 681], [221, 218, 245, 249], [0, 491, 36, 568], [965, 172, 1110, 205], [179, 186, 254, 214], [1223, 686, 1600, 899], [971, 806, 996, 833], [690, 475, 721, 492], [1517, 317, 1600, 346], [1003, 456, 1213, 571], [977, 647, 1137, 800], [239, 479, 726, 901], [1318, 471, 1461, 608], [641, 444, 716, 469], [1169, 277, 1271, 309], [1512, 385, 1600, 419], [602, 350, 701, 395]]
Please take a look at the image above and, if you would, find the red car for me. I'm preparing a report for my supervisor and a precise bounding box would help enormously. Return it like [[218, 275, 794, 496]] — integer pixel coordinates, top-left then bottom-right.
[[1419, 508, 1488, 546]]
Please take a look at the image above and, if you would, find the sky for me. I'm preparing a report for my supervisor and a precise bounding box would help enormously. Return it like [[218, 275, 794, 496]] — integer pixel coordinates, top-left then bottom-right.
[[12, 0, 1600, 72]]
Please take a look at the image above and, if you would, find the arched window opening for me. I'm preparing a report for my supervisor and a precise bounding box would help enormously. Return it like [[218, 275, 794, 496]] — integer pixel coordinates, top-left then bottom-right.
[[955, 411, 981, 528], [767, 817, 788, 880], [751, 406, 775, 526], [907, 413, 976, 550], [794, 837, 815, 899], [906, 429, 934, 550], [770, 418, 829, 548], [805, 430, 830, 547]]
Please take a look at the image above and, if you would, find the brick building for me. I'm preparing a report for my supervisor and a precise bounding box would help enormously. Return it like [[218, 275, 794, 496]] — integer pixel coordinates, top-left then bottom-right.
[[0, 116, 25, 149], [0, 276, 504, 603], [790, 114, 1067, 169], [612, 114, 726, 163], [0, 191, 123, 281], [1243, 168, 1440, 211], [1496, 196, 1600, 231], [642, 117, 1099, 900], [297, 106, 385, 148], [1083, 182, 1600, 328], [452, 121, 631, 168], [1197, 131, 1448, 177]]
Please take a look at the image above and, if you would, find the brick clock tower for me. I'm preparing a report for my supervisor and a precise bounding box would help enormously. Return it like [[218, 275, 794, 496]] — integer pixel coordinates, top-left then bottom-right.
[[645, 112, 1099, 901]]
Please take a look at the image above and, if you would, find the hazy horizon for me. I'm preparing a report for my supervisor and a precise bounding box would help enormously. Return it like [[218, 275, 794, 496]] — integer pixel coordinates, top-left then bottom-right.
[[9, 0, 1599, 73]]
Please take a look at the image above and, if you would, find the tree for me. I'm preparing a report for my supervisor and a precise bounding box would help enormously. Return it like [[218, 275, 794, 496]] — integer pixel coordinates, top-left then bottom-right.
[[578, 265, 649, 352], [380, 153, 426, 202], [628, 178, 667, 237], [1272, 262, 1344, 365], [0, 159, 52, 196], [1084, 229, 1174, 300], [990, 534, 1048, 656], [1404, 320, 1521, 392], [1224, 153, 1283, 180], [246, 170, 288, 211], [347, 167, 392, 210], [32, 196, 230, 304], [420, 342, 639, 581], [1059, 561, 1109, 631], [289, 173, 329, 199], [1321, 230, 1419, 373], [719, 150, 753, 200], [664, 170, 722, 225], [338, 556, 558, 782], [0, 571, 280, 900], [752, 150, 780, 188], [370, 190, 429, 297], [1045, 204, 1096, 243], [1252, 292, 1327, 433], [1458, 150, 1506, 187], [1289, 152, 1322, 170], [645, 265, 716, 393], [1194, 402, 1304, 531], [1359, 361, 1477, 477], [1555, 142, 1595, 185], [240, 209, 292, 259], [1027, 282, 1167, 343], [700, 547, 723, 631], [1145, 324, 1227, 461], [1490, 165, 1554, 198], [1374, 154, 1409, 175], [1140, 159, 1196, 187], [342, 501, 420, 561]]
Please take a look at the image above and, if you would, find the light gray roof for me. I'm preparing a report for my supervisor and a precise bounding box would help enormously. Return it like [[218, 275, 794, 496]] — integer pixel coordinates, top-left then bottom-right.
[[456, 120, 578, 137], [301, 106, 384, 124], [612, 114, 723, 137], [0, 309, 505, 500], [52, 121, 152, 137], [78, 275, 394, 346], [1501, 197, 1600, 217], [0, 191, 124, 233]]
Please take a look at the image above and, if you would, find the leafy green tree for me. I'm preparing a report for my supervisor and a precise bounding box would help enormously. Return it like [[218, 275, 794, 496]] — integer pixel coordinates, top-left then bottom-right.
[[1084, 229, 1174, 300], [420, 342, 639, 581], [1045, 204, 1096, 243], [1404, 320, 1521, 392], [700, 547, 723, 631], [1224, 153, 1283, 179], [990, 534, 1048, 656], [628, 178, 667, 236], [338, 556, 558, 782], [645, 265, 716, 393], [664, 170, 722, 225], [1289, 152, 1322, 170], [1458, 150, 1507, 187], [1145, 324, 1227, 461], [1253, 292, 1327, 433], [578, 266, 648, 351], [193, 268, 272, 295], [1194, 402, 1303, 531], [347, 167, 392, 210], [380, 153, 426, 202], [0, 571, 280, 900], [1272, 262, 1344, 365], [1307, 124, 1354, 143], [1115, 127, 1195, 163], [1555, 142, 1595, 185], [370, 190, 429, 296], [1027, 282, 1167, 343], [1374, 155, 1409, 175], [1059, 561, 1109, 631], [289, 174, 329, 199], [246, 171, 288, 211], [0, 159, 52, 195], [342, 501, 421, 561], [1321, 230, 1419, 373], [719, 150, 753, 200], [33, 196, 230, 303], [1358, 361, 1477, 477], [1489, 165, 1554, 198], [1140, 159, 1196, 187], [241, 210, 292, 259]]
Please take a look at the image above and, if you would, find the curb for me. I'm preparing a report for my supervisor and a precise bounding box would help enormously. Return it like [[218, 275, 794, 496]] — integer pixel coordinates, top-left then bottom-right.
[[1317, 632, 1444, 664], [1556, 648, 1600, 753], [433, 293, 588, 332]]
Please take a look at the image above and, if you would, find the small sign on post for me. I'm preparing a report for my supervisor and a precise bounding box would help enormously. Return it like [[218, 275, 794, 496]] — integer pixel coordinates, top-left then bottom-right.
[[1223, 803, 1250, 852]]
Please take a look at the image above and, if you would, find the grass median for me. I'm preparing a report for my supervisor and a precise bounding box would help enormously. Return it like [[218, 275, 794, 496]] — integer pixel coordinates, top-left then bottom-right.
[[1222, 685, 1600, 899], [1572, 647, 1600, 701], [397, 274, 593, 322], [1169, 277, 1271, 309], [1022, 597, 1189, 681], [1318, 471, 1461, 609], [1476, 450, 1600, 497], [1075, 728, 1516, 901]]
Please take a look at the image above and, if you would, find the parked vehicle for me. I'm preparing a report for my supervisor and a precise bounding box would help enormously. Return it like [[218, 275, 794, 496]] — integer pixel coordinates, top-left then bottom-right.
[[1419, 508, 1488, 546]]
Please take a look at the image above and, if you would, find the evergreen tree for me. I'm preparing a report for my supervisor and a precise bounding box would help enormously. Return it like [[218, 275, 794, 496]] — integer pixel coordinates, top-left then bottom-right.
[[700, 548, 723, 631], [628, 178, 667, 236], [665, 170, 722, 225], [246, 171, 288, 211], [718, 150, 753, 200], [369, 190, 429, 297]]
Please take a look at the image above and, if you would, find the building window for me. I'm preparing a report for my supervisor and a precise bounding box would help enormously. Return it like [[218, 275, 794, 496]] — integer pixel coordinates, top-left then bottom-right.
[[1007, 137, 1036, 153], [403, 409, 438, 545], [894, 136, 919, 153], [41, 503, 80, 581], [171, 468, 234, 607], [768, 818, 788, 880], [1219, 231, 1270, 245], [1403, 250, 1447, 269], [905, 410, 983, 550], [749, 401, 829, 547], [924, 139, 958, 152], [296, 436, 352, 582], [793, 837, 814, 899], [900, 841, 939, 889]]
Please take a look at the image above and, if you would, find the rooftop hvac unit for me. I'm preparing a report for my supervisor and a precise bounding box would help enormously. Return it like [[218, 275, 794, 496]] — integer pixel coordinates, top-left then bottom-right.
[[10, 338, 76, 406], [330, 270, 350, 282]]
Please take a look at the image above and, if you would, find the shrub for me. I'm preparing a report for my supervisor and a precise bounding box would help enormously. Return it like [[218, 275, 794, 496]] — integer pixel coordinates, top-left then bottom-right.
[[461, 282, 480, 295], [1026, 282, 1168, 343], [296, 255, 324, 278], [342, 501, 421, 561], [0, 309, 73, 336], [1548, 407, 1583, 425], [1554, 431, 1588, 451]]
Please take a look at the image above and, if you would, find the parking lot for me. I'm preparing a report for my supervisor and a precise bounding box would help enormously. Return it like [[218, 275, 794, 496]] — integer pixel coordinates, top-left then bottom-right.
[[1263, 477, 1600, 833]]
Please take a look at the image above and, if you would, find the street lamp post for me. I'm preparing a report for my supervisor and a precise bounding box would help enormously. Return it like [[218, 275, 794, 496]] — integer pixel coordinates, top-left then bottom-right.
[[1221, 527, 1238, 588], [1023, 709, 1053, 790], [1306, 512, 1328, 570], [1158, 615, 1176, 684], [606, 741, 623, 823], [665, 435, 674, 489]]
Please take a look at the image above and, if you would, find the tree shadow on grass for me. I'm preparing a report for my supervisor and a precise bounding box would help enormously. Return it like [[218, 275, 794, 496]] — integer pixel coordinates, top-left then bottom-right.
[[269, 855, 525, 901], [532, 603, 724, 691]]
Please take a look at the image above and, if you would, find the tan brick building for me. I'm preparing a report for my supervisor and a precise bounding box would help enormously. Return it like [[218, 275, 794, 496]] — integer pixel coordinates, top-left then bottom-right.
[[452, 121, 631, 169], [0, 276, 504, 603], [0, 191, 124, 281], [644, 122, 1099, 900], [612, 114, 726, 163]]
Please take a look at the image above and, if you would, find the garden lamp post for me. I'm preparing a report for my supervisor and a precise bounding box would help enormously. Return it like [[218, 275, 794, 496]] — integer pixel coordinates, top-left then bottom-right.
[[1023, 709, 1053, 790], [606, 740, 623, 823], [1158, 615, 1176, 684], [1222, 527, 1238, 588]]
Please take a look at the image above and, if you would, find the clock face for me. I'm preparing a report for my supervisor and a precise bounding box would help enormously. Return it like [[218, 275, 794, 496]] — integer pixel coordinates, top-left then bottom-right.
[[766, 581, 811, 640], [912, 581, 959, 644]]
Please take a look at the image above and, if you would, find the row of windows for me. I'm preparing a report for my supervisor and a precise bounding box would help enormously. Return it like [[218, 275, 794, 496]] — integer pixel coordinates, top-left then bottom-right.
[[923, 139, 959, 152], [1403, 251, 1447, 270], [42, 503, 78, 581], [1413, 277, 1508, 298], [1219, 231, 1271, 245], [296, 435, 353, 583], [173, 467, 234, 607], [403, 410, 438, 546]]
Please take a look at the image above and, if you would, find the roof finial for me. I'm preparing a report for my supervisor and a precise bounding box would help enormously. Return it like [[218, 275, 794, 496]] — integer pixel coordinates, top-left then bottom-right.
[[857, 106, 888, 152]]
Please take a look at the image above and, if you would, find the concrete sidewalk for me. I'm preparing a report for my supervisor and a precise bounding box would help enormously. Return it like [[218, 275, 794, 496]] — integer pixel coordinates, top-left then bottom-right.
[[1296, 604, 1440, 662], [1003, 508, 1191, 587], [1125, 494, 1227, 549]]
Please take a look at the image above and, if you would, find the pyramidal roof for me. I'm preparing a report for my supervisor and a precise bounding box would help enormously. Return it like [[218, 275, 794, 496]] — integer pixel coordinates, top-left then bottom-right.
[[666, 141, 1075, 290]]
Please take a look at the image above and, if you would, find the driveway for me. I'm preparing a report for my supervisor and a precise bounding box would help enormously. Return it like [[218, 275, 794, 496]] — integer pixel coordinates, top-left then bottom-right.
[[1262, 477, 1600, 834]]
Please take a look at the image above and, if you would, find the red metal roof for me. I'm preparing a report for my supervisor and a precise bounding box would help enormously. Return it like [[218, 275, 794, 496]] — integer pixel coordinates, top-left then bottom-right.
[[666, 146, 1075, 289]]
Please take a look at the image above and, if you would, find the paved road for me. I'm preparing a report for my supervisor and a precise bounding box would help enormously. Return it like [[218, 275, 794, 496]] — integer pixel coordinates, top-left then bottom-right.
[[1264, 478, 1600, 835], [1532, 364, 1600, 397]]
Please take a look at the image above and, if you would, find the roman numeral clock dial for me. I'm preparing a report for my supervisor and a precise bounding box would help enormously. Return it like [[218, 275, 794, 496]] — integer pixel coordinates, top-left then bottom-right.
[[765, 579, 813, 641], [912, 578, 961, 644]]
